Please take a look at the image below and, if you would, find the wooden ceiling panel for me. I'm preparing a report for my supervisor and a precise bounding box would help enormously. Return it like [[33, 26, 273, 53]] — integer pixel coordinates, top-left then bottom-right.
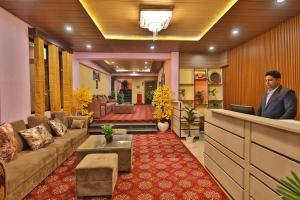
[[1, 0, 300, 53], [93, 60, 163, 73]]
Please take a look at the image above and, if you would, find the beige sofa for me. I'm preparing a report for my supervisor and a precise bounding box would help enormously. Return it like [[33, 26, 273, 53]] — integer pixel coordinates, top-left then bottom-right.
[[0, 112, 89, 200]]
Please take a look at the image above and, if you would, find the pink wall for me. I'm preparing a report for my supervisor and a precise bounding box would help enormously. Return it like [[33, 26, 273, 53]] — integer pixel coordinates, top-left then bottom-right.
[[0, 8, 30, 123]]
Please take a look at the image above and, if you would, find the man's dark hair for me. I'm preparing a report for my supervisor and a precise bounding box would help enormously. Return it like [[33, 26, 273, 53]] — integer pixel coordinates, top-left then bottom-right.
[[265, 70, 281, 79]]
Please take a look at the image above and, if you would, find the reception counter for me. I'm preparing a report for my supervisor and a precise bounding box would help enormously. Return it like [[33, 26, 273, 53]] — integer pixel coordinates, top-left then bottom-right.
[[204, 109, 300, 200]]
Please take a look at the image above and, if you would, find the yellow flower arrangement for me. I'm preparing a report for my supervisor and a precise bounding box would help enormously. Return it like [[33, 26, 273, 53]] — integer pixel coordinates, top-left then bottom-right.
[[153, 85, 174, 122], [72, 87, 93, 117]]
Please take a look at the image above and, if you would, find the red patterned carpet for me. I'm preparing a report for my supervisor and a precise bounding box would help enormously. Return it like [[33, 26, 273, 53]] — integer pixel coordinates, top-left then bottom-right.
[[93, 105, 155, 123], [25, 131, 228, 200]]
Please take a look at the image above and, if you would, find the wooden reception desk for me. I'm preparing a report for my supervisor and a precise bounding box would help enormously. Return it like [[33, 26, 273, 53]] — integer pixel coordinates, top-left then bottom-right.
[[204, 109, 300, 200]]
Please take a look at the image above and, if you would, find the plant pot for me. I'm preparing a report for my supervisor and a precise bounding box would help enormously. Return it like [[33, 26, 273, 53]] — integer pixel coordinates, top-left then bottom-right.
[[186, 136, 194, 143], [105, 134, 113, 143], [157, 121, 169, 132]]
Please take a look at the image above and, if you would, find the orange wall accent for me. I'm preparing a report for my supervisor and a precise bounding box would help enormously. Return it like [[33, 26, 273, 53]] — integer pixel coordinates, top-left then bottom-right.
[[224, 14, 300, 120]]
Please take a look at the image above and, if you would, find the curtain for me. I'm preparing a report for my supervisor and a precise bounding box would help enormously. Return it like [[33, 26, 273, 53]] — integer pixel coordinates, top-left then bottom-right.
[[34, 36, 45, 116], [62, 51, 73, 116], [48, 44, 61, 111]]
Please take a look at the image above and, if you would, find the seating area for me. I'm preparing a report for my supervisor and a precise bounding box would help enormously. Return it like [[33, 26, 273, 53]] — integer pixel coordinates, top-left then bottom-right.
[[1, 1, 300, 200], [0, 112, 88, 200]]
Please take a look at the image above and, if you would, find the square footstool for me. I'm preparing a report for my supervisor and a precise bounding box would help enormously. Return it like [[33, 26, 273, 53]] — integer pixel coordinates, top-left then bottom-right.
[[76, 153, 118, 197]]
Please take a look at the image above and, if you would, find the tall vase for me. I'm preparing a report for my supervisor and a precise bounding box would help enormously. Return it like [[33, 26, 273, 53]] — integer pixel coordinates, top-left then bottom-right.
[[157, 121, 169, 132]]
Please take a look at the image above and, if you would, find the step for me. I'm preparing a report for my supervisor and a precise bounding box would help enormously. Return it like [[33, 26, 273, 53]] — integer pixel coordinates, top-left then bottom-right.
[[89, 122, 157, 134]]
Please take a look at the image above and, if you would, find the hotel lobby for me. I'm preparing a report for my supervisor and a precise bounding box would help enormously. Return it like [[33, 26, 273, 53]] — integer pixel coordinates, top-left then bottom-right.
[[0, 0, 300, 200]]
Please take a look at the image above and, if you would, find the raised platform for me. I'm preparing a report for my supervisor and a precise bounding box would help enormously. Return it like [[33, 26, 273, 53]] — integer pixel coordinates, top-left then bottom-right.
[[93, 105, 155, 123]]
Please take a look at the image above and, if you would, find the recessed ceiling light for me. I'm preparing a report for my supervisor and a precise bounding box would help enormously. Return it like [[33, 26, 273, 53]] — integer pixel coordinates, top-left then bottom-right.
[[65, 25, 73, 32], [276, 0, 285, 3], [145, 61, 148, 64], [209, 46, 215, 51], [86, 44, 92, 49], [232, 29, 239, 35], [111, 61, 115, 64], [150, 44, 155, 50]]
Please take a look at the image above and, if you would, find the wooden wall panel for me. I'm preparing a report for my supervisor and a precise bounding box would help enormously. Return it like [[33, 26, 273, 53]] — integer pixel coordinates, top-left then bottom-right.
[[224, 14, 300, 120]]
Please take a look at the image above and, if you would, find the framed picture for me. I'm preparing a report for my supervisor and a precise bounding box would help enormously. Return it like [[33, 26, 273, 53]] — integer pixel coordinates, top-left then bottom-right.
[[93, 70, 100, 81]]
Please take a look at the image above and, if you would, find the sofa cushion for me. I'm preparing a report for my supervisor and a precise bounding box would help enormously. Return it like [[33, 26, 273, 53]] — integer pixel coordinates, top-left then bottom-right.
[[5, 147, 57, 194], [70, 119, 85, 129], [28, 116, 53, 135], [10, 120, 29, 151], [19, 125, 50, 150], [66, 128, 87, 147], [0, 123, 18, 162], [50, 111, 68, 127], [48, 136, 73, 165], [67, 117, 88, 129], [48, 119, 67, 136]]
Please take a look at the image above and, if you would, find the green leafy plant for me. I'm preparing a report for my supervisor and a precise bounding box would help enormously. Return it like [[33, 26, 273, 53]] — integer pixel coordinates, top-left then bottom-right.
[[183, 106, 196, 137], [102, 124, 114, 143], [117, 92, 124, 104], [277, 171, 300, 200], [146, 90, 155, 102], [196, 91, 204, 104]]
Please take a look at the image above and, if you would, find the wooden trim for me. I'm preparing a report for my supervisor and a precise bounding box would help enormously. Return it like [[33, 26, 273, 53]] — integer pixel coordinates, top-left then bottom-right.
[[29, 28, 73, 53]]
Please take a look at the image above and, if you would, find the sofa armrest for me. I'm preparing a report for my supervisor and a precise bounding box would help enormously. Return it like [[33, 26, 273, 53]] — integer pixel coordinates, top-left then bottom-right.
[[0, 160, 6, 200], [66, 116, 90, 128]]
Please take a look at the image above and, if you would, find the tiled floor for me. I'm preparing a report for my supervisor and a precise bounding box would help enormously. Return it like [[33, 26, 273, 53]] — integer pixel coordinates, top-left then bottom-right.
[[182, 137, 205, 165]]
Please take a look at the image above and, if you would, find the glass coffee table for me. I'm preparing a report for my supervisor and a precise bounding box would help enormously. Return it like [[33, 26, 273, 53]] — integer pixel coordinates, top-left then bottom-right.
[[76, 135, 132, 172]]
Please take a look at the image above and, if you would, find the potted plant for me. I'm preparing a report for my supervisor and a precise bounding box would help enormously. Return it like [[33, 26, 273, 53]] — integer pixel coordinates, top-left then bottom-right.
[[102, 124, 114, 143], [277, 171, 300, 200], [180, 88, 186, 100], [153, 85, 173, 132], [184, 106, 197, 143], [117, 92, 124, 104], [196, 91, 204, 104]]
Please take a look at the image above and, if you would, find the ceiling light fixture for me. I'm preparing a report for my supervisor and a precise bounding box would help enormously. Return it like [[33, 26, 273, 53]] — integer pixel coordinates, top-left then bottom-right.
[[209, 46, 215, 51], [65, 25, 73, 32], [276, 0, 285, 3], [116, 69, 128, 72], [86, 44, 92, 49], [111, 61, 115, 64], [231, 28, 239, 35], [145, 61, 148, 64], [140, 8, 172, 40], [150, 44, 155, 50]]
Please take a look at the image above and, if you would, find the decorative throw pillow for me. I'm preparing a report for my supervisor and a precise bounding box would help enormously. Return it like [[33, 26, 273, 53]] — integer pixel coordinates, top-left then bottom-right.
[[36, 124, 53, 145], [48, 118, 67, 136], [19, 125, 46, 151], [0, 123, 18, 162], [70, 119, 85, 129]]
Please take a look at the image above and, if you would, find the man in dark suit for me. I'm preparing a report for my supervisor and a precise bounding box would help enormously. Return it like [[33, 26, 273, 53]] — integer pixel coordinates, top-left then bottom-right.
[[257, 70, 297, 119]]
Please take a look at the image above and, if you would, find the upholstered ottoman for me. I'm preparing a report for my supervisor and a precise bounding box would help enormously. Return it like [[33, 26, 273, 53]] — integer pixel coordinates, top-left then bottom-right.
[[76, 153, 118, 197]]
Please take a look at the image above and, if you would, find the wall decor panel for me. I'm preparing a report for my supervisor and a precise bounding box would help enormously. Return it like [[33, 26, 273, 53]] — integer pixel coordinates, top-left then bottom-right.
[[224, 15, 300, 119]]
